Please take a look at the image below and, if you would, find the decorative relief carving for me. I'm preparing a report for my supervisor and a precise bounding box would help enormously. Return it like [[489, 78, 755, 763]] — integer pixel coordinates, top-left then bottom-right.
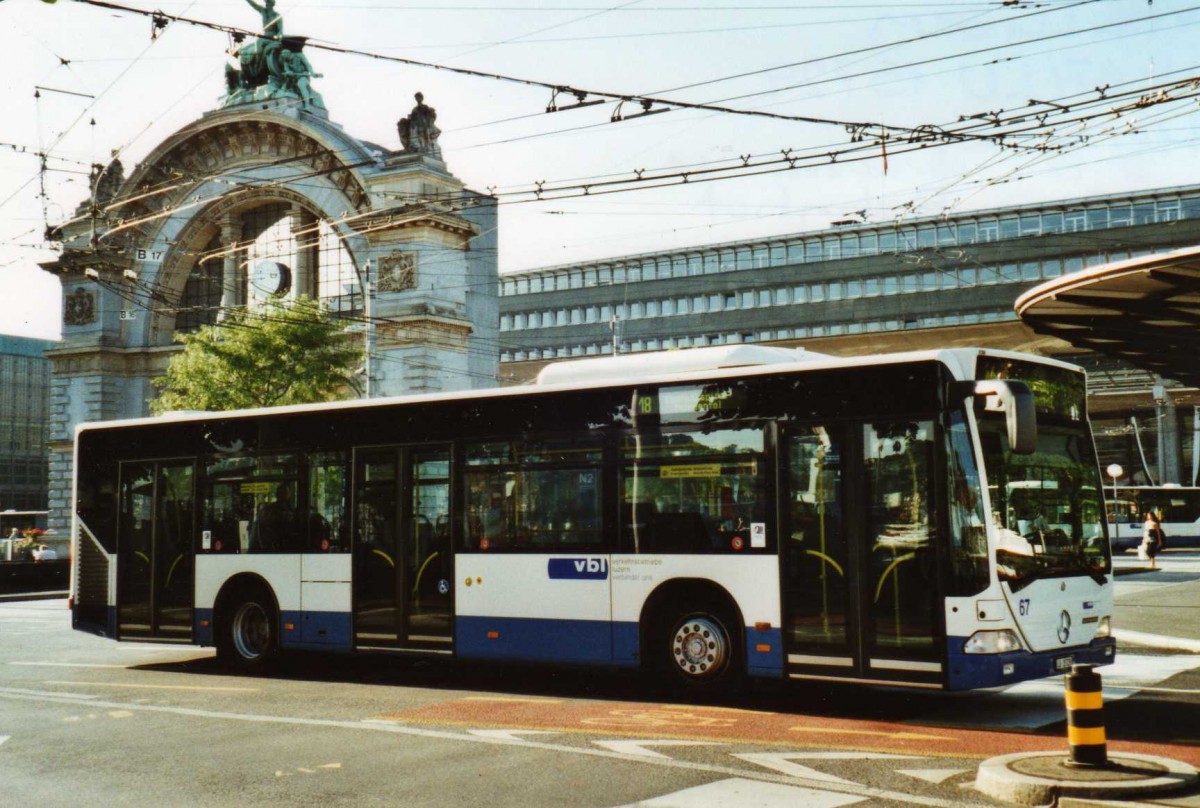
[[129, 123, 370, 213], [377, 251, 417, 292], [64, 287, 96, 326], [375, 317, 470, 351]]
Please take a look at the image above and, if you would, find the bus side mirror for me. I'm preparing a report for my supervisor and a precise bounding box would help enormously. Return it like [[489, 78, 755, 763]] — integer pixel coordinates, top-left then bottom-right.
[[953, 380, 1037, 455]]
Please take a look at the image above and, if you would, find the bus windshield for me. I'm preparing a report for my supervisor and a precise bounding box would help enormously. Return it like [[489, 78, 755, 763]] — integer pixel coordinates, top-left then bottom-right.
[[979, 420, 1110, 591]]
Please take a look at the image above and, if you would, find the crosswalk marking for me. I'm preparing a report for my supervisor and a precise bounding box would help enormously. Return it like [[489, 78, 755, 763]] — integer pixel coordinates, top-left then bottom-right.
[[593, 739, 722, 759], [1112, 629, 1200, 654], [734, 752, 921, 786], [616, 777, 867, 808], [896, 769, 969, 784], [467, 729, 560, 743], [1005, 653, 1200, 701], [917, 651, 1200, 731]]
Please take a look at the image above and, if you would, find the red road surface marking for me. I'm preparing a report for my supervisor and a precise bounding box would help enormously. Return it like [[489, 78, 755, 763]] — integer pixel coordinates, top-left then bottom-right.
[[376, 697, 1200, 765]]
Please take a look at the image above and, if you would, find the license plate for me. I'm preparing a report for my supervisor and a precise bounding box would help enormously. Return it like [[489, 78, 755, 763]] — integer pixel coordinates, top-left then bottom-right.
[[1055, 655, 1074, 671]]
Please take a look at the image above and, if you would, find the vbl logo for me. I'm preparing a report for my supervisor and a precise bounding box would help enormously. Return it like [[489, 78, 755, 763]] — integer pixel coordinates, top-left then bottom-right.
[[547, 558, 609, 580]]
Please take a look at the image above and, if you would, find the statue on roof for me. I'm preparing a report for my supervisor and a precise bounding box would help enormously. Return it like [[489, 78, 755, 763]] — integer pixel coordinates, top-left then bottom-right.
[[397, 93, 442, 159], [72, 151, 125, 218], [245, 0, 283, 38], [221, 1, 325, 111]]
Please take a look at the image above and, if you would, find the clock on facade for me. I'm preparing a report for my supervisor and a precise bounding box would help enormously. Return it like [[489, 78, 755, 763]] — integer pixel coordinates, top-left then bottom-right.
[[251, 261, 291, 297]]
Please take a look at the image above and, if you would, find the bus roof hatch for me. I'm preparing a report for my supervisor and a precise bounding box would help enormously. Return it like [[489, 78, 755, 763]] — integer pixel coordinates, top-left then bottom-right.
[[535, 345, 829, 386]]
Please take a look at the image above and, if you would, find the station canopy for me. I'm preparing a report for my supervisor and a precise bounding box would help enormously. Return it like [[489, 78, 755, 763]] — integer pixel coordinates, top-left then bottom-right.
[[1015, 245, 1200, 388]]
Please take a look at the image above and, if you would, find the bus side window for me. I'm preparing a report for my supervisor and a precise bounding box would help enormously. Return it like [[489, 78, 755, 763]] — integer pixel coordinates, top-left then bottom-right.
[[249, 483, 299, 553], [465, 470, 514, 550], [464, 439, 605, 552], [620, 426, 770, 554], [309, 452, 349, 552]]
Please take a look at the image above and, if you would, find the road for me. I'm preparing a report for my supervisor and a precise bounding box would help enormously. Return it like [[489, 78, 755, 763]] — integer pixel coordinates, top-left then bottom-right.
[[1, 552, 1198, 807]]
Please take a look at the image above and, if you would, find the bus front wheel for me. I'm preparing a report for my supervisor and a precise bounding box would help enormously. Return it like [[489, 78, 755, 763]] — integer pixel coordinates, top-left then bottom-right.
[[217, 591, 278, 671], [658, 607, 741, 692]]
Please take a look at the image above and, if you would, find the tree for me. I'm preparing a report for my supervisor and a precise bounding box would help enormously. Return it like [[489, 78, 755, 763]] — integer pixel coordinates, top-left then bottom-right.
[[151, 298, 362, 413]]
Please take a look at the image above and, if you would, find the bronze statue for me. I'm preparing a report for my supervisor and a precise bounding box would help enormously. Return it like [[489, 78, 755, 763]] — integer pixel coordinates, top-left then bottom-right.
[[244, 0, 283, 37], [397, 93, 442, 159], [221, 1, 325, 110], [278, 45, 321, 107]]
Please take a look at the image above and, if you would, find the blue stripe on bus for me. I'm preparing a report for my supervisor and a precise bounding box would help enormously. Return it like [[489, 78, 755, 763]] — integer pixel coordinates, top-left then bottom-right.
[[189, 608, 781, 675], [613, 622, 639, 665], [460, 616, 781, 676], [457, 615, 619, 664], [195, 608, 214, 646], [747, 625, 784, 677], [282, 610, 353, 650], [193, 608, 353, 650], [945, 636, 1116, 690]]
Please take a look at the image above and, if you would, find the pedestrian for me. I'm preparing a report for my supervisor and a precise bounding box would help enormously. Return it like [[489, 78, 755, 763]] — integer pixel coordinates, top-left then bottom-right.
[[1139, 511, 1164, 569]]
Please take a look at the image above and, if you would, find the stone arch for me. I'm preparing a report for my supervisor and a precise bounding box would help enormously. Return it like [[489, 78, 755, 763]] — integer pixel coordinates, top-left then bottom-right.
[[42, 103, 499, 539], [108, 110, 376, 348], [119, 110, 373, 220], [137, 186, 368, 347]]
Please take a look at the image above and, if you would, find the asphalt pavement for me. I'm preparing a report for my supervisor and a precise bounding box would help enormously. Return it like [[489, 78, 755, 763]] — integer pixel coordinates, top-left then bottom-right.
[[1, 550, 1198, 807], [1112, 549, 1200, 647]]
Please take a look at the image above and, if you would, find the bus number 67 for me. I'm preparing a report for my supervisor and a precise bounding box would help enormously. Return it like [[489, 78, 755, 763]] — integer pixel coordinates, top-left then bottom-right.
[[1019, 598, 1031, 616]]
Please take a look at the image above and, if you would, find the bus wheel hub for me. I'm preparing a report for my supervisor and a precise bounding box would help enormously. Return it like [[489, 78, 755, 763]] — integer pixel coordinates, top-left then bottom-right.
[[673, 618, 725, 675]]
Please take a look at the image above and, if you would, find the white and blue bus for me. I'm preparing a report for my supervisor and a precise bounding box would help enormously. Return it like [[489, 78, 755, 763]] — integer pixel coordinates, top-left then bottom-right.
[[70, 345, 1115, 691], [1107, 485, 1200, 552]]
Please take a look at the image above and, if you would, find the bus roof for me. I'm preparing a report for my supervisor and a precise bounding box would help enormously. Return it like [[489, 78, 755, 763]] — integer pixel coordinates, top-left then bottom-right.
[[535, 345, 831, 385], [74, 346, 1081, 437]]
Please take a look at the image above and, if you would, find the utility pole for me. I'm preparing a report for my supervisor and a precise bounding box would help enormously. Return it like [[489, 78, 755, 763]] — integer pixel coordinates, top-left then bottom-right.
[[364, 259, 374, 398]]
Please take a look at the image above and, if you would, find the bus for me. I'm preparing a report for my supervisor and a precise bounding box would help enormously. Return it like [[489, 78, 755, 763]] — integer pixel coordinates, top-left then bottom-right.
[[69, 345, 1114, 692], [1107, 486, 1200, 551]]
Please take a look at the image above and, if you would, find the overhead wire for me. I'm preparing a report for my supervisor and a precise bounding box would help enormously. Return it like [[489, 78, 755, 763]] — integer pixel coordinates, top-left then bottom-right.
[[702, 3, 1200, 109], [68, 0, 1072, 146], [373, 8, 1007, 51], [652, 0, 1098, 95], [454, 3, 1200, 150], [449, 0, 1086, 135], [444, 0, 645, 61], [0, 0, 204, 216], [29, 0, 1184, 223], [59, 62, 1200, 278], [37, 4, 1200, 326]]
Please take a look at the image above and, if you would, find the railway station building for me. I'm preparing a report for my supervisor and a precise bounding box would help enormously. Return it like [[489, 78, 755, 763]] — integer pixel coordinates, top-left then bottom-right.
[[497, 184, 1200, 487]]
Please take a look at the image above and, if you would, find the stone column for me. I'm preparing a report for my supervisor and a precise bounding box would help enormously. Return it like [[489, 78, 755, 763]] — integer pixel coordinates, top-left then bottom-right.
[[291, 205, 315, 299], [1158, 387, 1182, 485], [218, 214, 241, 319]]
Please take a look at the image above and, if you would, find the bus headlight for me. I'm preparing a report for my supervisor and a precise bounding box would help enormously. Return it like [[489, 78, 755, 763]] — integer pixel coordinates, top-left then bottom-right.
[[963, 629, 1023, 654], [1095, 616, 1112, 639]]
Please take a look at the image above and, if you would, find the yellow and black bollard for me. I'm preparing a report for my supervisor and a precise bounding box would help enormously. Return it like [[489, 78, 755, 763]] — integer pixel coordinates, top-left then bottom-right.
[[1065, 663, 1108, 768]]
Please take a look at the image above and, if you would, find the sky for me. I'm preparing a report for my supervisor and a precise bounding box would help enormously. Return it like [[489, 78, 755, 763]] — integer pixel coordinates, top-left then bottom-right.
[[2, 0, 1199, 342]]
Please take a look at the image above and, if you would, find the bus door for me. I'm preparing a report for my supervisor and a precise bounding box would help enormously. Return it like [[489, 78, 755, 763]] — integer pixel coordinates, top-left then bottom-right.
[[780, 421, 942, 686], [352, 445, 453, 651], [116, 459, 195, 641]]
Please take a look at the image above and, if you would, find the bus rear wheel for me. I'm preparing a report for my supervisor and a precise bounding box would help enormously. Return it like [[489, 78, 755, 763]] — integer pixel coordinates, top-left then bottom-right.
[[659, 607, 741, 693], [217, 590, 278, 671]]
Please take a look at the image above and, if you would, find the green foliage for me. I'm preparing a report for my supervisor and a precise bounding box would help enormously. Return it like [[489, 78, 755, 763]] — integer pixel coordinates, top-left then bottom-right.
[[151, 298, 362, 413]]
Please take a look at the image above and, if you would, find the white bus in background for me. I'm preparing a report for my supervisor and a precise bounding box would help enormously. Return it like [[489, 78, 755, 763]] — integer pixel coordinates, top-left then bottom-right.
[[69, 345, 1114, 692], [1107, 485, 1200, 551]]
